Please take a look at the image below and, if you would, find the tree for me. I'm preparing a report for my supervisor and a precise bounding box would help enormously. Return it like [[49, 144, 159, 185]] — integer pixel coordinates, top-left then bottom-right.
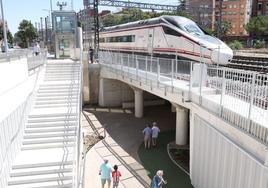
[[245, 16, 268, 37], [214, 21, 231, 37], [101, 8, 191, 28], [0, 23, 13, 44], [15, 20, 37, 48]]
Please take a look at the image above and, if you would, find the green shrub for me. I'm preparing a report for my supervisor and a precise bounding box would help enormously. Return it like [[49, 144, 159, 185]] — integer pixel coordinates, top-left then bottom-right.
[[254, 40, 265, 49], [228, 40, 243, 50]]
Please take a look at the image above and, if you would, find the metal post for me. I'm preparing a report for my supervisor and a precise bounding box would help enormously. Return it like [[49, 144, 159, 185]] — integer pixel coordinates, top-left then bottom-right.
[[40, 17, 44, 41], [45, 17, 48, 46], [120, 54, 123, 76], [0, 0, 8, 53], [136, 55, 138, 79], [248, 73, 256, 131], [171, 59, 174, 89], [145, 56, 148, 84], [189, 61, 193, 101], [216, 45, 220, 90], [199, 46, 203, 102], [157, 58, 160, 87], [127, 54, 130, 77], [50, 0, 53, 11], [220, 68, 226, 116]]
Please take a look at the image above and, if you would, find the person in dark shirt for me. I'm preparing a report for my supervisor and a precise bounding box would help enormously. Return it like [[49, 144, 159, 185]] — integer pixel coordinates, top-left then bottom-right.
[[89, 47, 94, 63]]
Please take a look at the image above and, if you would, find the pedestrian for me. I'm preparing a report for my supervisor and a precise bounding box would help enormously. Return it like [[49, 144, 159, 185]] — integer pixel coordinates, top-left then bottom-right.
[[89, 47, 94, 63], [99, 159, 113, 188], [151, 122, 160, 147], [33, 42, 40, 56], [112, 165, 121, 188], [152, 170, 167, 188], [142, 124, 152, 149]]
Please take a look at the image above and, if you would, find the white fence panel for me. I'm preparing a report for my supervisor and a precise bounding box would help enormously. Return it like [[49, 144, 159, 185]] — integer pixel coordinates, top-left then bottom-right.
[[192, 115, 268, 188]]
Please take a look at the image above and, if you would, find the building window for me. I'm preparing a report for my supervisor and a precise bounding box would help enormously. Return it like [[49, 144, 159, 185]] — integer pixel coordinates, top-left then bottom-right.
[[258, 3, 262, 10], [233, 4, 237, 8]]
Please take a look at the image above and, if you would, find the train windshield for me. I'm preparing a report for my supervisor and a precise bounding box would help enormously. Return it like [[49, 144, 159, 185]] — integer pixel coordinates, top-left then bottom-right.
[[183, 24, 204, 35]]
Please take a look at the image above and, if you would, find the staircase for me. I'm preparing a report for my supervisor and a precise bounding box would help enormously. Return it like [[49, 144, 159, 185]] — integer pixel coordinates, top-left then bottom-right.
[[7, 60, 81, 188]]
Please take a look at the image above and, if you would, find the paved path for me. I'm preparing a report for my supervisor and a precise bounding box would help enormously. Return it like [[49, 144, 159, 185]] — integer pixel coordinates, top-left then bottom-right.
[[82, 110, 149, 188], [82, 105, 192, 188]]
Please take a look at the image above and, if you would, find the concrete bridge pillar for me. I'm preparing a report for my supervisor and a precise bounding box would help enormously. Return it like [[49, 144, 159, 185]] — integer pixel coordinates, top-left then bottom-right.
[[134, 88, 143, 118], [174, 104, 189, 145]]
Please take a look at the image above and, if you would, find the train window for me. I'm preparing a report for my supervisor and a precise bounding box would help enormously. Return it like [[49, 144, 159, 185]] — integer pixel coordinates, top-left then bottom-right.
[[162, 26, 182, 37], [163, 17, 183, 30], [105, 35, 135, 43], [100, 38, 105, 43], [183, 24, 204, 35]]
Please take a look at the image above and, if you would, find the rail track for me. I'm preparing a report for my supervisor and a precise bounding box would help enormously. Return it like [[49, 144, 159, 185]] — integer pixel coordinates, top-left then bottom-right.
[[225, 55, 268, 73]]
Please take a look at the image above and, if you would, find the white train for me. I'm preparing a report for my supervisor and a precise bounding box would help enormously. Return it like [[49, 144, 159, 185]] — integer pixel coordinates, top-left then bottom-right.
[[99, 15, 233, 65]]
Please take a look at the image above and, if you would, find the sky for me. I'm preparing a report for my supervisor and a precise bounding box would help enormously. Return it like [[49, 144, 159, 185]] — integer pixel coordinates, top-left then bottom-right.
[[2, 0, 178, 34]]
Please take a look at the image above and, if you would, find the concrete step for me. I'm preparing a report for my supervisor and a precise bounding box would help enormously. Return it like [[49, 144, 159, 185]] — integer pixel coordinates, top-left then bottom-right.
[[21, 143, 75, 150], [24, 132, 76, 139], [12, 161, 73, 170], [28, 117, 77, 123], [8, 181, 72, 188], [36, 97, 79, 101], [39, 84, 76, 87], [35, 100, 78, 105], [28, 113, 76, 118], [34, 104, 77, 108], [37, 90, 79, 94], [8, 174, 73, 186], [36, 93, 78, 97], [44, 75, 79, 78], [27, 122, 76, 128], [43, 78, 79, 82], [22, 138, 76, 145], [38, 87, 79, 91], [44, 79, 79, 82], [25, 127, 76, 134], [10, 165, 73, 177]]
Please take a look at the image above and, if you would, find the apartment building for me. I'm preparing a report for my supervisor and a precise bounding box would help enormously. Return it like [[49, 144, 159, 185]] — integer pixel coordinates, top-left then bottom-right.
[[186, 0, 252, 36], [252, 0, 268, 15]]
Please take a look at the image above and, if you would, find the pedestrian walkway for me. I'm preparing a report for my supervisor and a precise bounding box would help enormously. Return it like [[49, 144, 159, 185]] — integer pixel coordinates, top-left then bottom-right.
[[82, 111, 149, 188], [82, 105, 193, 188]]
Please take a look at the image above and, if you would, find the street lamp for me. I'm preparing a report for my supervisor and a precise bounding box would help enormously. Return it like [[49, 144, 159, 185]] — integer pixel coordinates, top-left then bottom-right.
[[0, 0, 8, 53]]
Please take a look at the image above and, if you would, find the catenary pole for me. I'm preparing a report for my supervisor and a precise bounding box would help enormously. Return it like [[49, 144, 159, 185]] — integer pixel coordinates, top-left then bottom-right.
[[0, 0, 8, 53]]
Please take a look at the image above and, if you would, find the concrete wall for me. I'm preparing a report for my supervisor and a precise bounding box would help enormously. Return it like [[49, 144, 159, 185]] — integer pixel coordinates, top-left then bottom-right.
[[88, 64, 100, 104], [191, 115, 268, 188], [0, 60, 44, 187], [98, 77, 162, 107], [99, 77, 134, 107]]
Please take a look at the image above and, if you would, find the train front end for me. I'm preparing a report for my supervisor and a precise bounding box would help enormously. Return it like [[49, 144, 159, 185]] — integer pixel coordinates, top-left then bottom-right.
[[200, 36, 233, 65], [210, 41, 233, 65]]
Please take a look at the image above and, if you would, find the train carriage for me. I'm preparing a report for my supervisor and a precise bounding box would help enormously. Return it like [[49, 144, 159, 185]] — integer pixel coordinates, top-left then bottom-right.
[[99, 15, 233, 65]]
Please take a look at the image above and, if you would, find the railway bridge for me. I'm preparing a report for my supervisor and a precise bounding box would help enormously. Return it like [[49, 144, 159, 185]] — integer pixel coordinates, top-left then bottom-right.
[[96, 50, 268, 188], [0, 49, 267, 188]]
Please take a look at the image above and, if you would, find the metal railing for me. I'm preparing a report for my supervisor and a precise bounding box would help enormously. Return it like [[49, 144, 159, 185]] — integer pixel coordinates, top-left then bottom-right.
[[72, 51, 84, 188], [99, 50, 268, 145], [0, 50, 46, 187]]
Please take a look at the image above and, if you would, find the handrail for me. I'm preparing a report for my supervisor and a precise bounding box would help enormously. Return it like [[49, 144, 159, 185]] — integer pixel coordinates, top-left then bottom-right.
[[72, 46, 84, 188]]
